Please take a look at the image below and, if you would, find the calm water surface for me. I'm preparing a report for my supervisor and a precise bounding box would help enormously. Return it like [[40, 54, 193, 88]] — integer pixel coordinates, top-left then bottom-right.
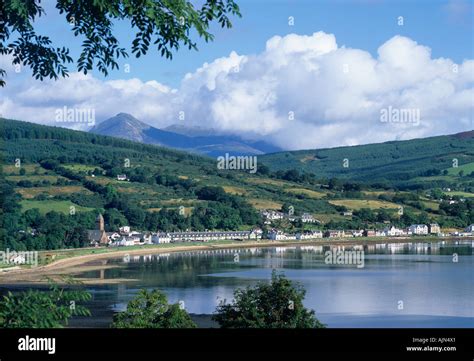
[[10, 241, 474, 328]]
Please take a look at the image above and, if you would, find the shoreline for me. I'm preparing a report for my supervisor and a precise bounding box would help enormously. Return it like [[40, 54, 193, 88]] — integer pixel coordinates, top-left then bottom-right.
[[0, 237, 471, 285]]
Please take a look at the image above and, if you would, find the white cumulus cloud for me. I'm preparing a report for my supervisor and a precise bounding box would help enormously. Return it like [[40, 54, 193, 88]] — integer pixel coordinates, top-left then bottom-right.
[[0, 31, 472, 149]]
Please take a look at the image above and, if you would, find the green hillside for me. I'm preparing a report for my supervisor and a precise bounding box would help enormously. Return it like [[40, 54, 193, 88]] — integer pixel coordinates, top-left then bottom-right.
[[260, 131, 474, 188], [1, 118, 473, 251]]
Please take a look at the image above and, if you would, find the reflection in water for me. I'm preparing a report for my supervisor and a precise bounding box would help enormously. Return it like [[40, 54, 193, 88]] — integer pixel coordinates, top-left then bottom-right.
[[48, 241, 474, 327]]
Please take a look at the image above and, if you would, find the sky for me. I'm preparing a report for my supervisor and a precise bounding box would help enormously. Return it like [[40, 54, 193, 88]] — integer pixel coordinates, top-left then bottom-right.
[[0, 0, 473, 150]]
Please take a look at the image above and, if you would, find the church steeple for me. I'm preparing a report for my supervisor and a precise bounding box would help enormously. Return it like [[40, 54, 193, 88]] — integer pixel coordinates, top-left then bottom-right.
[[96, 214, 105, 232]]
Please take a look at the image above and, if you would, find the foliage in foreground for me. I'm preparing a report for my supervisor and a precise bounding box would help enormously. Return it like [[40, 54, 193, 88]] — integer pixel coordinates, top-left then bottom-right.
[[0, 278, 91, 328], [112, 289, 196, 328], [213, 271, 325, 328], [0, 0, 241, 87]]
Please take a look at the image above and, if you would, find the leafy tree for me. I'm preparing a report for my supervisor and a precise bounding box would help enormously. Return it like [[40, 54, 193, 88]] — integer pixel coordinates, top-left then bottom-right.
[[256, 163, 270, 175], [354, 208, 376, 222], [376, 208, 392, 222], [112, 289, 196, 328], [213, 271, 325, 328], [196, 186, 228, 202], [0, 278, 91, 328], [1, 0, 241, 86], [282, 169, 301, 182], [104, 208, 128, 230]]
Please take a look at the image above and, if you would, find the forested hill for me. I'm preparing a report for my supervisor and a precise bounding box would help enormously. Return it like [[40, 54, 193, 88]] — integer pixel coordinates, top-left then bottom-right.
[[1, 117, 210, 165], [261, 131, 474, 182], [1, 118, 473, 252]]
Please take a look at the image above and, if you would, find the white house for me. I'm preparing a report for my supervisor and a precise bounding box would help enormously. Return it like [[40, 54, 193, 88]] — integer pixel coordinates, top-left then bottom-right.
[[429, 223, 441, 234], [119, 226, 131, 235], [261, 210, 285, 221], [351, 230, 364, 237], [117, 174, 128, 181], [111, 236, 137, 247], [141, 233, 152, 244], [408, 224, 429, 235], [249, 229, 263, 239], [301, 213, 317, 223], [152, 233, 171, 244], [296, 230, 323, 240], [106, 232, 121, 242], [383, 226, 405, 237]]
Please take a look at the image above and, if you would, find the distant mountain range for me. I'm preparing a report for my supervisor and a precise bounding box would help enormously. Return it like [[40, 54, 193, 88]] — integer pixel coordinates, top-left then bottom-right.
[[89, 113, 282, 157]]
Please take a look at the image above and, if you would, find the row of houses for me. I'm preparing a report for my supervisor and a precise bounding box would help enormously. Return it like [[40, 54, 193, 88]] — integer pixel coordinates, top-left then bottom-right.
[[260, 210, 319, 224], [267, 223, 474, 241], [96, 230, 263, 247], [268, 230, 323, 241], [149, 230, 262, 244], [88, 214, 474, 247], [86, 214, 264, 247]]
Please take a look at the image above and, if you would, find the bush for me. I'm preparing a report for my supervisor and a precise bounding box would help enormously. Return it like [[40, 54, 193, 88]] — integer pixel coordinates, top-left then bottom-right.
[[112, 289, 196, 328], [213, 271, 325, 328]]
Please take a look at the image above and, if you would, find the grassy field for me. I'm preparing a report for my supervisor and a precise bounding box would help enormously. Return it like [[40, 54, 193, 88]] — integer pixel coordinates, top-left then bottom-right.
[[3, 164, 47, 175], [222, 185, 247, 195], [245, 178, 293, 187], [420, 200, 440, 210], [285, 187, 326, 198], [328, 199, 400, 210], [446, 162, 474, 176], [63, 164, 101, 172], [248, 198, 282, 210], [16, 186, 92, 199], [313, 213, 347, 223], [362, 190, 396, 197], [443, 191, 474, 198], [6, 175, 65, 183], [160, 198, 197, 205], [20, 200, 94, 214], [85, 175, 119, 185]]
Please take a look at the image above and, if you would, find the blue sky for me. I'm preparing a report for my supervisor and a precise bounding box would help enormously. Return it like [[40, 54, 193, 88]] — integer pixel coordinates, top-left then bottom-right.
[[34, 0, 473, 87], [1, 0, 472, 149]]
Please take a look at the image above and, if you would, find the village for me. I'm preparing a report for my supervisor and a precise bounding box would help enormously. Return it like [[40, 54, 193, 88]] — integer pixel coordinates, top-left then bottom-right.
[[87, 211, 474, 248]]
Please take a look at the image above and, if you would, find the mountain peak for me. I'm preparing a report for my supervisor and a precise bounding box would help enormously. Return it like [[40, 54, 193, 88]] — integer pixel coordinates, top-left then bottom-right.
[[89, 114, 282, 156], [90, 113, 151, 142]]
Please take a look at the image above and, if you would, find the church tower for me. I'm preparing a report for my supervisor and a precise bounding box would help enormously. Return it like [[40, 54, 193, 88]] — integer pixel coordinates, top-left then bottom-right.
[[96, 213, 105, 232]]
